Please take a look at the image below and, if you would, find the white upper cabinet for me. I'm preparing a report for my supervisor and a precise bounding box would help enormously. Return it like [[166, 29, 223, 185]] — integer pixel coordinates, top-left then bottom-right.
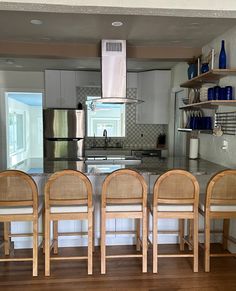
[[45, 70, 76, 108], [136, 70, 171, 124]]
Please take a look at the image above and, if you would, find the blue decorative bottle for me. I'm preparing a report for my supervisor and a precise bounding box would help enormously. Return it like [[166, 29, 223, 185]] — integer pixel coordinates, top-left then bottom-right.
[[219, 40, 227, 69]]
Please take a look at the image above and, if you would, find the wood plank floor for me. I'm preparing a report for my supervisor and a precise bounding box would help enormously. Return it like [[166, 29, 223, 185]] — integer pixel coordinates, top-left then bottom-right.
[[0, 244, 236, 291]]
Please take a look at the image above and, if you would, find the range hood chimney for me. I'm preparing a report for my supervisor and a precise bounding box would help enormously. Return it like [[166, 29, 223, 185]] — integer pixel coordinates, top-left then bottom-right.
[[94, 39, 143, 104]]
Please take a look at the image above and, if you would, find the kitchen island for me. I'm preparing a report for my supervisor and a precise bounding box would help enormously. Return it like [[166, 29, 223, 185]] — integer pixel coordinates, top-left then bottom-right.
[[9, 157, 236, 253]]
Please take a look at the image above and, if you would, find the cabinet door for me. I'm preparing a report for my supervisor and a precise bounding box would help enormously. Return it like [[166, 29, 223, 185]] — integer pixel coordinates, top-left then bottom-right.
[[44, 70, 61, 108], [60, 71, 76, 108], [136, 70, 171, 124]]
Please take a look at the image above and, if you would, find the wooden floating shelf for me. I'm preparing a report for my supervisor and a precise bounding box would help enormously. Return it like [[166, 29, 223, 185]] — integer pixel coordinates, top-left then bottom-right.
[[179, 100, 236, 110], [180, 69, 236, 88]]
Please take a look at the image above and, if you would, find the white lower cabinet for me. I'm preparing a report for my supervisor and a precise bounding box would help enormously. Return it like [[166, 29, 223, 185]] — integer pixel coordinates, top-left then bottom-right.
[[45, 70, 76, 108], [136, 70, 171, 124]]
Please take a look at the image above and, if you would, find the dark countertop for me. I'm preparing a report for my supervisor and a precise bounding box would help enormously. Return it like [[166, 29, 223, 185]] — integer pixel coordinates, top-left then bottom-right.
[[30, 156, 227, 176], [133, 157, 226, 175]]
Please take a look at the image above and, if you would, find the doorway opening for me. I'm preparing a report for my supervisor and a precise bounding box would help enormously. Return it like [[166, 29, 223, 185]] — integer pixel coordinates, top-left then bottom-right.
[[5, 92, 43, 172]]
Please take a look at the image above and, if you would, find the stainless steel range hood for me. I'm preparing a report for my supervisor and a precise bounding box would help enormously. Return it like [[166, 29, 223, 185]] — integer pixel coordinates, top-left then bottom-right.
[[95, 39, 143, 104]]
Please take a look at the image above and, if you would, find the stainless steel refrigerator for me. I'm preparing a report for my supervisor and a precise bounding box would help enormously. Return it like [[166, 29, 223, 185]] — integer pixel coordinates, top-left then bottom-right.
[[43, 109, 85, 161]]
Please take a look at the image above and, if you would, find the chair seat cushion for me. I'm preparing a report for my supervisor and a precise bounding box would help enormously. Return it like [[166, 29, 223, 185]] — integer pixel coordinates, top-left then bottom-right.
[[199, 194, 236, 212], [50, 205, 89, 213], [0, 196, 43, 215], [106, 204, 142, 212], [148, 195, 193, 212]]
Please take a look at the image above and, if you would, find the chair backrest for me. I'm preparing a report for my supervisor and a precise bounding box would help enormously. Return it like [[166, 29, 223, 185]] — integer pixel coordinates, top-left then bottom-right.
[[0, 170, 38, 210], [45, 169, 93, 208], [101, 169, 147, 207], [153, 169, 199, 208], [206, 170, 236, 208]]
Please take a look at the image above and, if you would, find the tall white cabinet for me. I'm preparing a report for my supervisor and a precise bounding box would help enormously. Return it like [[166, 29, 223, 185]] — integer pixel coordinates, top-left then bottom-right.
[[44, 70, 77, 108], [136, 70, 171, 124]]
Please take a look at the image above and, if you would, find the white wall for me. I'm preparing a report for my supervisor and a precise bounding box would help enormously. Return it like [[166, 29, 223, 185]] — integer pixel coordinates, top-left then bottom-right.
[[170, 26, 236, 168], [199, 25, 236, 168], [0, 71, 44, 170]]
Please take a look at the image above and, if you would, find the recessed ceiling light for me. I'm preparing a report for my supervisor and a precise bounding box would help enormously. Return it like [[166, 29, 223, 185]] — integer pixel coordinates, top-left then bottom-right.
[[190, 22, 200, 26], [112, 21, 123, 27], [30, 19, 43, 25], [6, 59, 14, 65]]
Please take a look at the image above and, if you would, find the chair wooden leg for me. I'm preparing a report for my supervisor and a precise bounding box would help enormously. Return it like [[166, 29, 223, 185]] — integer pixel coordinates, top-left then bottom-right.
[[193, 215, 198, 273], [179, 219, 185, 251], [101, 208, 106, 274], [88, 210, 93, 275], [223, 219, 230, 250], [42, 207, 45, 254], [147, 208, 150, 246], [205, 214, 210, 272], [45, 211, 51, 276], [4, 222, 10, 255], [136, 219, 141, 251], [188, 219, 193, 251], [142, 208, 147, 273], [92, 209, 95, 252], [152, 210, 158, 273], [32, 218, 38, 277], [53, 221, 58, 255]]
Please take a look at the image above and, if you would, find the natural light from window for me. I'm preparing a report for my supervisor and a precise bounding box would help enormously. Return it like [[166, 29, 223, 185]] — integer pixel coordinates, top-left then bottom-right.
[[86, 96, 125, 137]]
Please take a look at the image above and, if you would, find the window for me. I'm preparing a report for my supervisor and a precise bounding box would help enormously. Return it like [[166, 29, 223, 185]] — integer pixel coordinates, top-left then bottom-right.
[[86, 97, 125, 137], [8, 111, 25, 154]]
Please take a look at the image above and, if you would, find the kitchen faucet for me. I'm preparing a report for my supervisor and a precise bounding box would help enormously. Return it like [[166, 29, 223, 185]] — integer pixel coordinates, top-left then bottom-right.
[[103, 129, 109, 148]]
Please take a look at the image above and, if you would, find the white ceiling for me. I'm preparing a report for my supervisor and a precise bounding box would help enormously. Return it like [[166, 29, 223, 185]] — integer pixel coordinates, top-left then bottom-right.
[[0, 9, 236, 71]]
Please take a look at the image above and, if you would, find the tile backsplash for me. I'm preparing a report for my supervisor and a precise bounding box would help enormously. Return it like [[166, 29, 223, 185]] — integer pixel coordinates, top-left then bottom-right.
[[77, 87, 167, 149]]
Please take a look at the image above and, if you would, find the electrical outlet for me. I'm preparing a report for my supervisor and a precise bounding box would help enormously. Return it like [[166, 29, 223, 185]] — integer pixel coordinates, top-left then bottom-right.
[[221, 140, 228, 150]]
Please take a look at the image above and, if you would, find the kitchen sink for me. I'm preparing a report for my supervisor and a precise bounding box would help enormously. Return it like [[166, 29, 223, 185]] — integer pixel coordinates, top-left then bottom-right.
[[85, 155, 142, 165]]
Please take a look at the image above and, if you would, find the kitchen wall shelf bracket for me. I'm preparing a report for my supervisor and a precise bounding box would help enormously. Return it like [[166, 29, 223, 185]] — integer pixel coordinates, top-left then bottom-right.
[[179, 100, 236, 110], [180, 69, 236, 88]]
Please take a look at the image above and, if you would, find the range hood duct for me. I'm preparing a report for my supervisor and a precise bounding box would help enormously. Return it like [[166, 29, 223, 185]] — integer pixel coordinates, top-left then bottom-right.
[[94, 39, 143, 104]]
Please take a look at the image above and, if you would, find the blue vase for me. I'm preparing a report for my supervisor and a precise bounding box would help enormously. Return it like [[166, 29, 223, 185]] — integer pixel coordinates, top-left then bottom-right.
[[219, 40, 227, 69], [188, 64, 197, 79]]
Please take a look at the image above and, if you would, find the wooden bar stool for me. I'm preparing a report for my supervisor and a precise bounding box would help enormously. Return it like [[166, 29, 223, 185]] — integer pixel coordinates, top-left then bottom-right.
[[150, 169, 200, 273], [199, 169, 236, 272], [44, 169, 93, 276], [100, 169, 148, 274], [0, 170, 41, 276]]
